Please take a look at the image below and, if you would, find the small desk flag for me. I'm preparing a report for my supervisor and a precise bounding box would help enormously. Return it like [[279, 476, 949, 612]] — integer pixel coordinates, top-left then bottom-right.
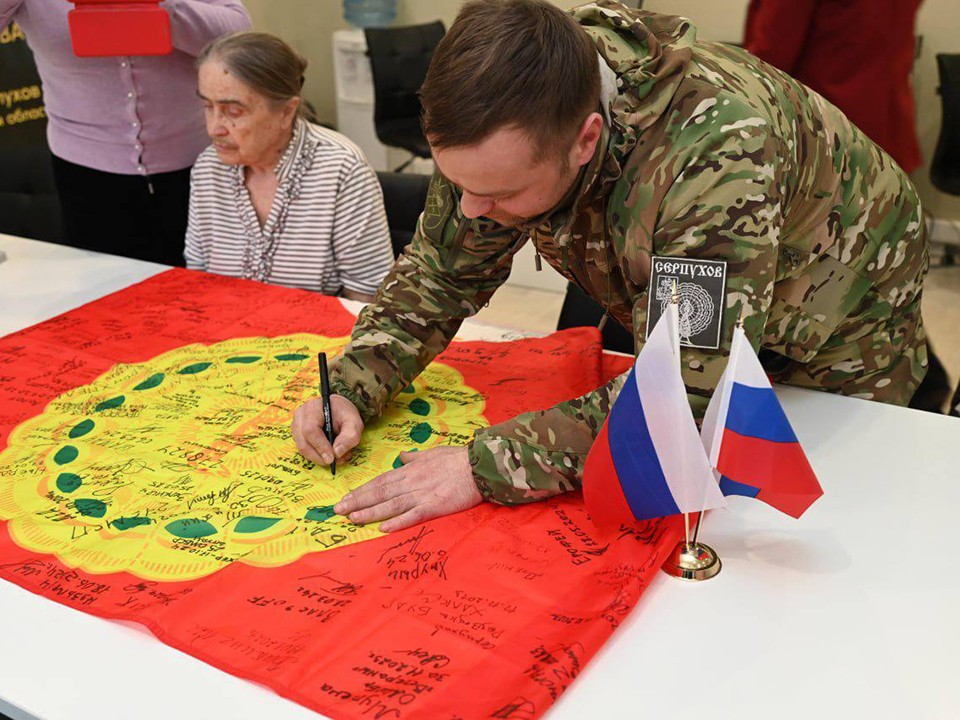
[[584, 302, 726, 527], [701, 324, 823, 518]]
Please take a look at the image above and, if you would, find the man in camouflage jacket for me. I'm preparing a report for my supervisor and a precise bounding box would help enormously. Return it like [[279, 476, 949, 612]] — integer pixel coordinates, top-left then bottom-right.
[[292, 0, 928, 530]]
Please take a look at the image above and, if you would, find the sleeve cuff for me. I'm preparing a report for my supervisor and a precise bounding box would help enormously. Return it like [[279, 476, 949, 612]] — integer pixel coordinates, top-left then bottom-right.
[[467, 439, 498, 502], [328, 378, 377, 425]]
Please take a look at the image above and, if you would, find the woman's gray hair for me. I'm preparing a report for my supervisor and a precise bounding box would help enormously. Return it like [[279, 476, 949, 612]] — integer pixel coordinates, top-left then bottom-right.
[[198, 31, 315, 121]]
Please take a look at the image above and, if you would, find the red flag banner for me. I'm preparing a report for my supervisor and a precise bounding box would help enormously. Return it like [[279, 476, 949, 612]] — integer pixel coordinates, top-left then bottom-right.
[[0, 269, 680, 719]]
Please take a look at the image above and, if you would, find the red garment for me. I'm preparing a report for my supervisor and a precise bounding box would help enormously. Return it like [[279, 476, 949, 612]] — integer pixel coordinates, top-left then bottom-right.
[[744, 0, 923, 173]]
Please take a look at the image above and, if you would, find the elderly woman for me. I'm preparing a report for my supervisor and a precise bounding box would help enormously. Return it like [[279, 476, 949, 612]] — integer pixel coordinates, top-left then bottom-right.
[[185, 32, 394, 301]]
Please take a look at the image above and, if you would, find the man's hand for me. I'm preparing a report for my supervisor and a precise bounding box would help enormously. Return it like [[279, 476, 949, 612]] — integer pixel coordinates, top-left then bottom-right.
[[334, 446, 482, 532], [292, 394, 364, 467]]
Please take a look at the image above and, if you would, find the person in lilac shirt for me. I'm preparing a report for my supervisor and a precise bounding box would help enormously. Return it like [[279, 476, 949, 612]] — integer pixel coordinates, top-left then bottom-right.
[[0, 0, 251, 265]]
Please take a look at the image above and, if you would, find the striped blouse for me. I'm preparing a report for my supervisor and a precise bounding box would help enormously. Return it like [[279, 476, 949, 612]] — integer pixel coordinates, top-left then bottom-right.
[[185, 118, 394, 295]]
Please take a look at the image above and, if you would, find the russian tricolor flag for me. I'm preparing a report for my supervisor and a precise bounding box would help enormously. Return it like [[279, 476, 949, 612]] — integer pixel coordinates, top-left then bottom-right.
[[583, 302, 726, 527], [701, 324, 823, 518]]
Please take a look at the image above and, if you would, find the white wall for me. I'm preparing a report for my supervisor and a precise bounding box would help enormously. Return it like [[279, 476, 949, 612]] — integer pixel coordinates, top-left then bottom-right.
[[243, 0, 349, 128], [241, 0, 751, 127], [245, 0, 960, 221]]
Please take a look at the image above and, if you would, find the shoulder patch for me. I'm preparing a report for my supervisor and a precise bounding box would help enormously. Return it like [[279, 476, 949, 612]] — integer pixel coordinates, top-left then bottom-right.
[[646, 257, 727, 349]]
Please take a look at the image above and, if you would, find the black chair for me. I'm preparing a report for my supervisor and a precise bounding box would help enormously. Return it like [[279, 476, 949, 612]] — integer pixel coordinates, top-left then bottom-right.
[[931, 53, 960, 196], [376, 171, 431, 258], [0, 144, 64, 242], [556, 282, 635, 354], [365, 22, 445, 171], [910, 54, 960, 413]]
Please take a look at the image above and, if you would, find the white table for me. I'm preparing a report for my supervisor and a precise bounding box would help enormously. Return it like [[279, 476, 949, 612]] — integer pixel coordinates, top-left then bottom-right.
[[2, 235, 959, 720]]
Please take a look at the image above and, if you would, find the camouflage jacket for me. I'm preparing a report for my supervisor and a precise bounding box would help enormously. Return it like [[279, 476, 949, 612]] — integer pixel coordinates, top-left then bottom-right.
[[330, 2, 928, 505]]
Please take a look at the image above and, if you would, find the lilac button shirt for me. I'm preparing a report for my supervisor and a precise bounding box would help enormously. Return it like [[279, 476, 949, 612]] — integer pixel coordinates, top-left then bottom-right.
[[0, 0, 251, 175]]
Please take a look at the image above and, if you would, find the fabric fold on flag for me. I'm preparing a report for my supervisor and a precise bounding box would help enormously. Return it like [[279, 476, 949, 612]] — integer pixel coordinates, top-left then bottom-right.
[[701, 324, 823, 518], [584, 302, 726, 527]]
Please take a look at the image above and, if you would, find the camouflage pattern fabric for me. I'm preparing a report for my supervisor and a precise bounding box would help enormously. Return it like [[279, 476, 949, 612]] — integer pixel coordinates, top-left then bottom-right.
[[330, 1, 929, 505]]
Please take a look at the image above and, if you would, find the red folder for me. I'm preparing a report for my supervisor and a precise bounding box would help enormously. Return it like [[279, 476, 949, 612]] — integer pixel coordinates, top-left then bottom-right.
[[67, 0, 172, 57]]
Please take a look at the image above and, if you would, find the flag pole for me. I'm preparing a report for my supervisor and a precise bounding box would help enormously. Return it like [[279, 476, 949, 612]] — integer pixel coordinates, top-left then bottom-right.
[[671, 280, 695, 552], [691, 511, 703, 547], [661, 283, 723, 581], [670, 279, 680, 356]]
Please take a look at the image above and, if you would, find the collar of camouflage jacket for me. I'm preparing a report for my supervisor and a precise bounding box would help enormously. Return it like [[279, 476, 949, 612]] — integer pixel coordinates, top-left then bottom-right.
[[570, 2, 696, 183], [514, 4, 696, 236]]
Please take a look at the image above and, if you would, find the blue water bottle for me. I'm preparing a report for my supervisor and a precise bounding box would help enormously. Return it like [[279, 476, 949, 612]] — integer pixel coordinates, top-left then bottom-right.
[[342, 0, 397, 28]]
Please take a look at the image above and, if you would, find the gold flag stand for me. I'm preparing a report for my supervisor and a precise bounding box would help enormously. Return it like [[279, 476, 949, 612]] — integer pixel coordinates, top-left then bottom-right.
[[661, 509, 721, 581]]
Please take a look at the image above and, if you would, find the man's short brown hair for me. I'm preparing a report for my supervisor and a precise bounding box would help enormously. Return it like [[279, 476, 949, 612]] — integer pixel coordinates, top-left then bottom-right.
[[420, 0, 601, 160]]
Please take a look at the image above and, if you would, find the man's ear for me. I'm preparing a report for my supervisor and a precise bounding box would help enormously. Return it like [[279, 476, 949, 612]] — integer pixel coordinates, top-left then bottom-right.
[[571, 112, 604, 168]]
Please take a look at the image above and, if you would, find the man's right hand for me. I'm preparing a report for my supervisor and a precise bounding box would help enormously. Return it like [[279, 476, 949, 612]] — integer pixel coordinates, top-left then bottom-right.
[[292, 394, 364, 467]]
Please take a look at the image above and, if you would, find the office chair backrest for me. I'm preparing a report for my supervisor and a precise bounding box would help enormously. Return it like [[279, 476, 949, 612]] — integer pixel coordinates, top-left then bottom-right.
[[557, 282, 635, 355], [0, 143, 64, 243], [376, 171, 432, 258], [365, 22, 444, 156], [931, 53, 960, 196]]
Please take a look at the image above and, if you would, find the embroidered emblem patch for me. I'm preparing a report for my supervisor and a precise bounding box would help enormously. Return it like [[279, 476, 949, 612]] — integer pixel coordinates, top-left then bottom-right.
[[646, 257, 727, 349]]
